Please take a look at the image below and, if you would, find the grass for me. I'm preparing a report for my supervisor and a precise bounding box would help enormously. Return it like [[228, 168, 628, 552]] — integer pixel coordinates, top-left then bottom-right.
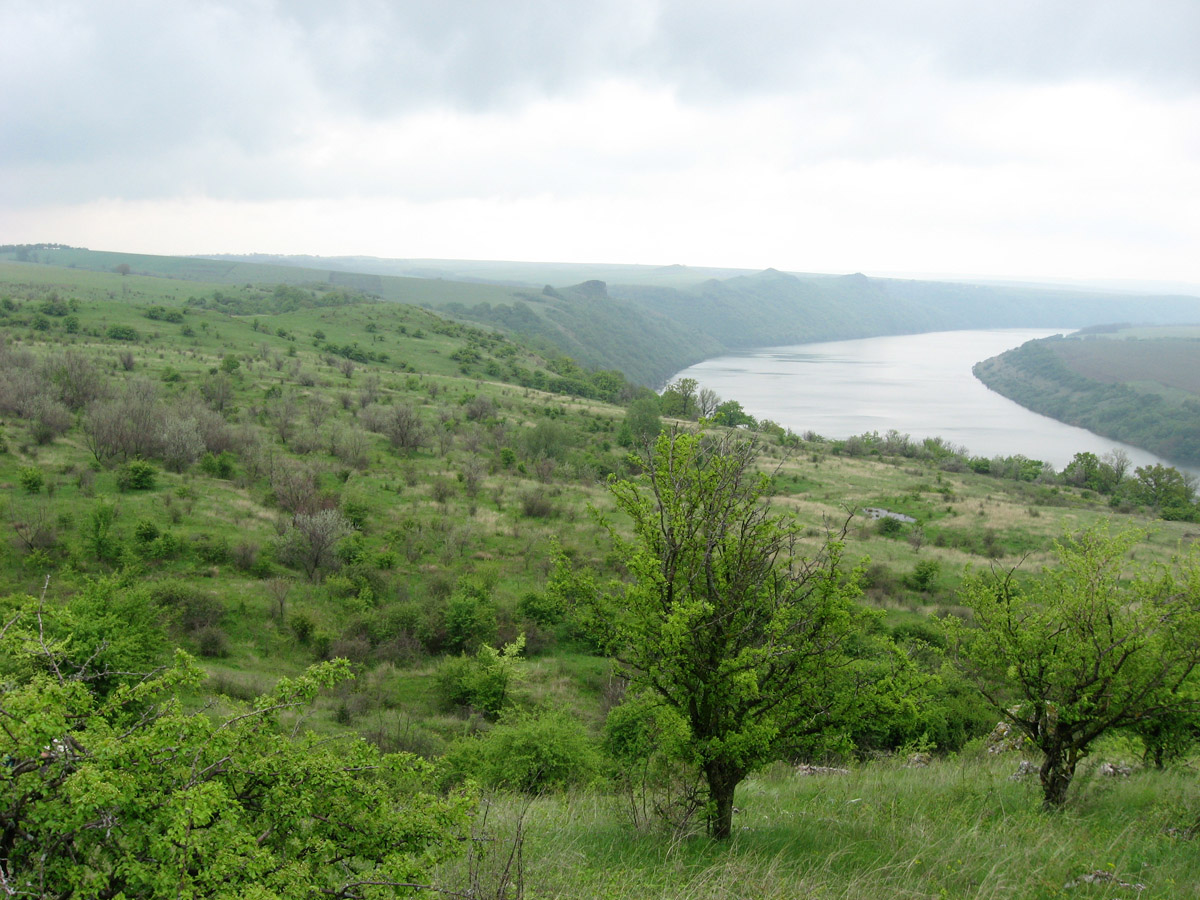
[[435, 755, 1200, 899], [5, 258, 1200, 898]]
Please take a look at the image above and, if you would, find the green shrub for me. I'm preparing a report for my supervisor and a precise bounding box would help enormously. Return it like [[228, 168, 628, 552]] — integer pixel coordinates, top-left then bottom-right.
[[85, 501, 122, 565], [195, 626, 231, 658], [17, 467, 44, 494], [444, 581, 498, 653], [117, 460, 157, 491], [134, 519, 160, 543], [441, 708, 603, 792], [150, 580, 225, 633], [105, 324, 139, 341], [199, 451, 236, 479], [903, 559, 941, 593], [876, 516, 904, 536], [192, 533, 230, 564], [435, 636, 525, 718]]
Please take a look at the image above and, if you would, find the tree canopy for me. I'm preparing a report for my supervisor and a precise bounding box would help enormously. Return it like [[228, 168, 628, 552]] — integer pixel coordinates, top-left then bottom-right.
[[0, 589, 471, 899], [951, 526, 1200, 809], [592, 429, 865, 838]]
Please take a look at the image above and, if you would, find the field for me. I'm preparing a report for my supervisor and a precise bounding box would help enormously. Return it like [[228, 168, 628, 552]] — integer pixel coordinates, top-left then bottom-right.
[[3, 255, 1200, 898]]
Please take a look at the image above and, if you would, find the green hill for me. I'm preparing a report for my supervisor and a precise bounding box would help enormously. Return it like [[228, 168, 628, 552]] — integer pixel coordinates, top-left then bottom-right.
[[4, 257, 1200, 897], [973, 326, 1200, 468]]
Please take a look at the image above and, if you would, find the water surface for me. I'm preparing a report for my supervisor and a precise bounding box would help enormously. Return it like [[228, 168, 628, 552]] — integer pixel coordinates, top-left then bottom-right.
[[670, 329, 1182, 472]]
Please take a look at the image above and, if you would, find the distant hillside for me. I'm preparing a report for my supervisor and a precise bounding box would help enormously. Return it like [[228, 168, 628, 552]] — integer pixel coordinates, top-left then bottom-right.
[[5, 245, 1200, 386], [973, 327, 1200, 467], [224, 254, 1200, 384]]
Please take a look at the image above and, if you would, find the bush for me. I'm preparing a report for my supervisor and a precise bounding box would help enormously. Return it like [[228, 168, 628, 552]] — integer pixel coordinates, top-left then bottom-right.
[[441, 708, 603, 792], [105, 324, 140, 341], [903, 559, 941, 593], [17, 466, 44, 494], [876, 516, 904, 536], [134, 519, 160, 543], [199, 450, 236, 479], [117, 460, 157, 491], [150, 579, 225, 633], [519, 489, 556, 518], [192, 533, 230, 564], [195, 626, 231, 658], [435, 637, 525, 718], [443, 581, 498, 653]]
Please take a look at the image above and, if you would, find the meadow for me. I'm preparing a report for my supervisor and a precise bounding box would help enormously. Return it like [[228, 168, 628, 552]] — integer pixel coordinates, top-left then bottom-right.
[[3, 253, 1200, 898]]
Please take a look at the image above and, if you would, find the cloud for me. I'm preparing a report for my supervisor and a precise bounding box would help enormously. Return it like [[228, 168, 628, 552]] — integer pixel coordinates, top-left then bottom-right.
[[2, 1, 1197, 282]]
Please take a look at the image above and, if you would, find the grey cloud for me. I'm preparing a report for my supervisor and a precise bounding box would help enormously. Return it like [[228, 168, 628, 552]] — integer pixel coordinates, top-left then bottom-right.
[[3, 0, 1197, 207]]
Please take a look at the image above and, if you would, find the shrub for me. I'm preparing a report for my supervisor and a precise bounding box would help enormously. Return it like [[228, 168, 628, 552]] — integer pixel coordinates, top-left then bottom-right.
[[106, 324, 140, 341], [117, 460, 157, 491], [435, 636, 525, 718], [443, 581, 498, 653], [903, 559, 941, 593], [199, 450, 236, 479], [192, 533, 230, 565], [441, 708, 603, 792], [150, 580, 225, 633], [133, 519, 160, 543], [519, 489, 556, 518], [876, 516, 904, 536], [195, 626, 231, 658], [17, 466, 44, 494]]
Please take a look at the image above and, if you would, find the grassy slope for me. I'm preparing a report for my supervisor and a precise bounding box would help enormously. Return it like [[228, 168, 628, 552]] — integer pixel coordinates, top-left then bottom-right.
[[4, 260, 1199, 898], [437, 756, 1200, 899], [23, 247, 1200, 387], [973, 327, 1200, 467]]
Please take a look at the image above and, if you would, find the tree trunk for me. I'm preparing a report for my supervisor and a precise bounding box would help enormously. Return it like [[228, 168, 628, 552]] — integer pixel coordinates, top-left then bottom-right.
[[705, 763, 739, 840], [1039, 747, 1076, 810]]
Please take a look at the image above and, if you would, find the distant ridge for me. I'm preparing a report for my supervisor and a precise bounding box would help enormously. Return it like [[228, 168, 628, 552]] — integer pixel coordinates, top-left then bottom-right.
[[5, 245, 1200, 386]]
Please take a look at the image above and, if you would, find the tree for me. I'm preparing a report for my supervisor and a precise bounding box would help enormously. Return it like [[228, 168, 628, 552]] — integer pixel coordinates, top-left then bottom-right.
[[592, 429, 863, 838], [951, 526, 1200, 809], [696, 387, 721, 419], [276, 508, 352, 580], [711, 399, 757, 429], [659, 377, 698, 419], [1131, 464, 1196, 518], [0, 594, 471, 898], [622, 396, 662, 445]]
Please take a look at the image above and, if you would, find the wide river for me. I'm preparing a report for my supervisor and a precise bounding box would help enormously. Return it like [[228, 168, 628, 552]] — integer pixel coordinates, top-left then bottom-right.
[[669, 328, 1185, 472]]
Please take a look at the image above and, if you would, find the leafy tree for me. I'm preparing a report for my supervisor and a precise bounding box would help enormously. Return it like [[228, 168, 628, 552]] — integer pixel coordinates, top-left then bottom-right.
[[0, 597, 471, 898], [621, 396, 662, 446], [591, 429, 864, 838], [711, 399, 757, 429], [658, 377, 698, 419], [951, 526, 1200, 809], [1131, 464, 1196, 519]]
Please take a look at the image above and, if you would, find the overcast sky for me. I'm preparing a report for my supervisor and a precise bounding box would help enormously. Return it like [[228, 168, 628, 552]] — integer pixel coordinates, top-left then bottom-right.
[[3, 0, 1198, 284]]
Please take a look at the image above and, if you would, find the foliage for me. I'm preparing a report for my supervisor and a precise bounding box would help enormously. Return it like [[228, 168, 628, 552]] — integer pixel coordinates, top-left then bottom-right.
[[17, 466, 43, 494], [591, 428, 865, 838], [0, 600, 471, 898], [117, 459, 157, 491], [436, 635, 526, 717], [950, 525, 1200, 808], [443, 580, 499, 653], [441, 708, 603, 793]]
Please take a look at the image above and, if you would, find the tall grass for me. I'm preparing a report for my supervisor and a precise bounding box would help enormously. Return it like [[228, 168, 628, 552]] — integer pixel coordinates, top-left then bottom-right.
[[435, 755, 1200, 899]]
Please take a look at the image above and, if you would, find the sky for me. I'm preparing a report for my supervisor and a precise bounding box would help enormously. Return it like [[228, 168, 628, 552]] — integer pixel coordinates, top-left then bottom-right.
[[3, 0, 1199, 286]]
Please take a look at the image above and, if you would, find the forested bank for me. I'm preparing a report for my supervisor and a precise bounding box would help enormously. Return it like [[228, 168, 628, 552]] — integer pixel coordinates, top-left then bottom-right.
[[974, 327, 1200, 469]]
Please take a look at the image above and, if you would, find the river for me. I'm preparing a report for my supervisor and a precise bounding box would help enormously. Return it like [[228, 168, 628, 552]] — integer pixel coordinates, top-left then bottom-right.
[[668, 328, 1186, 472]]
